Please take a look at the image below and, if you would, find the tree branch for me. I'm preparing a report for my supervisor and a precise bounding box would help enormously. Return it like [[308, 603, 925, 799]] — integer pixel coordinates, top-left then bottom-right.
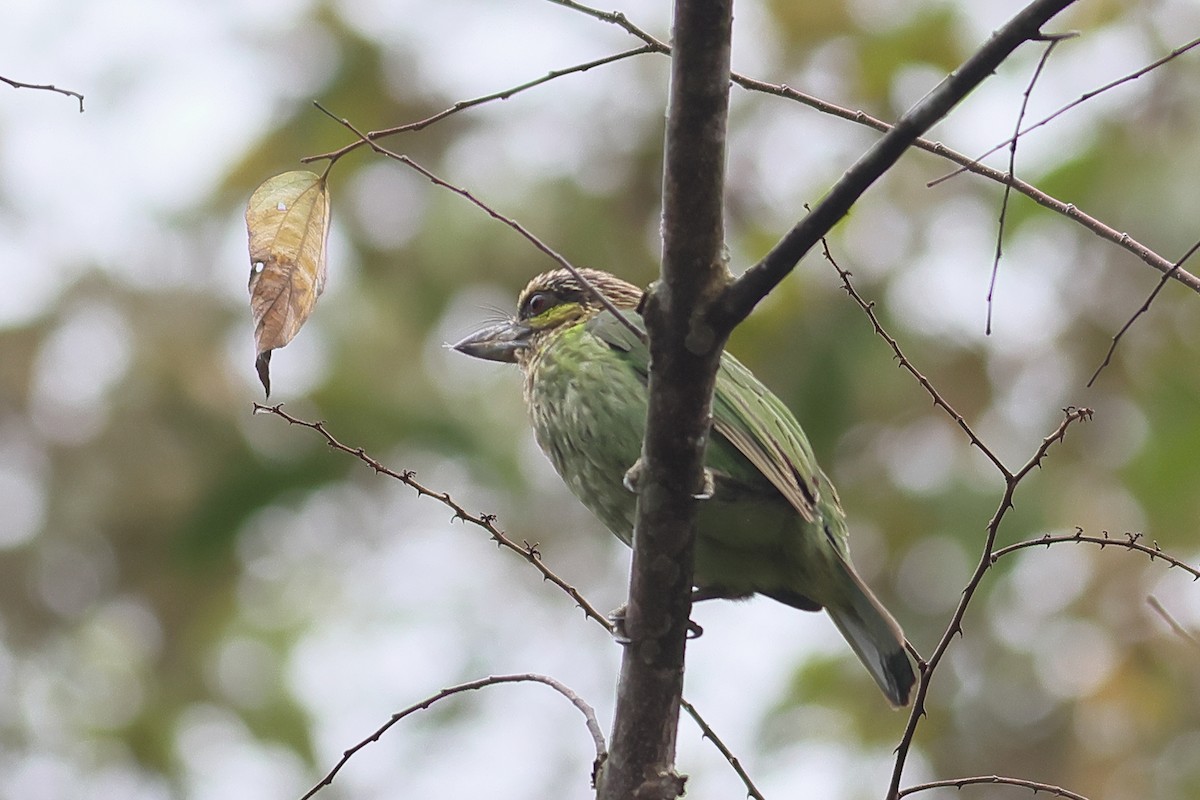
[[730, 74, 1200, 294], [716, 0, 1080, 330], [597, 1, 733, 798]]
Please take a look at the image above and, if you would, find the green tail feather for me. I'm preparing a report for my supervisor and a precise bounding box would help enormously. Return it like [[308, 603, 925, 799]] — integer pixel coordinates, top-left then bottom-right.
[[825, 561, 915, 708]]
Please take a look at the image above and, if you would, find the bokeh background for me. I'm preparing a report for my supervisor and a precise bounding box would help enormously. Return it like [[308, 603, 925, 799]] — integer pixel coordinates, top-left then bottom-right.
[[3, 1, 1200, 798]]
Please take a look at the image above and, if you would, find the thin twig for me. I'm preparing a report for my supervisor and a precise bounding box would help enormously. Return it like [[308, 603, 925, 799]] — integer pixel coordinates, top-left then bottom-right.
[[311, 103, 647, 345], [930, 33, 1200, 187], [987, 37, 1066, 335], [899, 774, 1091, 800], [302, 45, 658, 165], [680, 699, 766, 800], [252, 403, 615, 631], [300, 673, 607, 800], [544, 0, 670, 50], [1147, 595, 1200, 651], [1087, 237, 1200, 386], [0, 75, 84, 112]]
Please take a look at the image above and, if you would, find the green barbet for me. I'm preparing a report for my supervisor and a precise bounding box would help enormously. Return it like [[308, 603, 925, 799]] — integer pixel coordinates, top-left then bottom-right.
[[454, 269, 914, 707]]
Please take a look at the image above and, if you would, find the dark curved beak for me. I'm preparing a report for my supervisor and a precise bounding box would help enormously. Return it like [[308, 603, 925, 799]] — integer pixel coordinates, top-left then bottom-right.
[[452, 320, 532, 364]]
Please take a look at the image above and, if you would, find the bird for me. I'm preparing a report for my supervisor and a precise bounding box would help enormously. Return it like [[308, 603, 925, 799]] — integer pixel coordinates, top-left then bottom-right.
[[453, 268, 915, 707]]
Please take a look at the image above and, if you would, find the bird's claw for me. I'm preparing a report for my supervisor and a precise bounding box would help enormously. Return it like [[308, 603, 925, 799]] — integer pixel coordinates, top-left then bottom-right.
[[608, 604, 703, 642], [692, 469, 716, 501], [622, 459, 644, 494], [608, 604, 631, 644]]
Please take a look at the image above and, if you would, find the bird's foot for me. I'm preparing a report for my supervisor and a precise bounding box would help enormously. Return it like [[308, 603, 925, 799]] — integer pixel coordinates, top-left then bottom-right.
[[693, 468, 715, 501], [622, 459, 643, 494], [607, 603, 703, 642], [608, 604, 631, 644]]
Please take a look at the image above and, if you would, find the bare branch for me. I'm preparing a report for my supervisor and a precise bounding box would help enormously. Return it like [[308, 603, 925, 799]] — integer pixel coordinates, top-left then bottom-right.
[[300, 673, 606, 800], [1087, 237, 1200, 386], [302, 45, 658, 165], [0, 75, 84, 112], [899, 774, 1091, 800], [252, 403, 616, 631], [716, 0, 1081, 330]]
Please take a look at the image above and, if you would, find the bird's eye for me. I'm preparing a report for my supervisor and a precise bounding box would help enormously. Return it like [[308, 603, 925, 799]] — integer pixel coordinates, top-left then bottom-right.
[[522, 291, 557, 319]]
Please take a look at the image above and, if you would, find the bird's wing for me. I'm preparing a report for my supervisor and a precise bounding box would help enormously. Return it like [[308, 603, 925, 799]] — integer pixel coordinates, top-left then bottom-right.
[[588, 311, 831, 526], [710, 353, 824, 524]]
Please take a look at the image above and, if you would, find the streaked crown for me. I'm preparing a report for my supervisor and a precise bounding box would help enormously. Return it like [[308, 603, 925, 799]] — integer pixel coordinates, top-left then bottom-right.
[[516, 269, 643, 333]]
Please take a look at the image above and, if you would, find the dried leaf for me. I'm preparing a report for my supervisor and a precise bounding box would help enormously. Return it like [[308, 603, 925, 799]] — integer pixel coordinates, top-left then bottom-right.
[[245, 170, 331, 397]]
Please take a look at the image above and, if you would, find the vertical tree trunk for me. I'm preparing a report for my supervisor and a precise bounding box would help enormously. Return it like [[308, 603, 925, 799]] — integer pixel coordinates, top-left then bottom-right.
[[596, 2, 733, 798]]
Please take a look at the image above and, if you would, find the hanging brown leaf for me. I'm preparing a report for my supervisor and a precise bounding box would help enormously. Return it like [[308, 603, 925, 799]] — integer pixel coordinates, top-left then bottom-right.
[[245, 170, 331, 397]]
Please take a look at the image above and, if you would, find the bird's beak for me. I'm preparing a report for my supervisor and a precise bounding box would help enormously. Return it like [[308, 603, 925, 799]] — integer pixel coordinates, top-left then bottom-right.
[[452, 320, 532, 363]]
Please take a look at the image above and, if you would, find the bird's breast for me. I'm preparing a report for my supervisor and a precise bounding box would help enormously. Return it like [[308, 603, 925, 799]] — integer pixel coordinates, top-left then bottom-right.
[[523, 329, 648, 542]]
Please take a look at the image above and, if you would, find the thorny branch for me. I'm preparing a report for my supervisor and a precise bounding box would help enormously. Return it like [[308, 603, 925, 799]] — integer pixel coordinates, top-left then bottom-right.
[[680, 698, 765, 800], [299, 673, 607, 800], [993, 528, 1200, 581], [252, 403, 615, 631], [819, 239, 1007, 475], [887, 406, 1094, 800], [898, 774, 1091, 800], [821, 243, 1102, 800], [731, 72, 1200, 294]]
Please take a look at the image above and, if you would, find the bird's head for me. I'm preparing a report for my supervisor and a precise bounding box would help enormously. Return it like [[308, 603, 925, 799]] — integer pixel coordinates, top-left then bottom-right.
[[452, 268, 642, 365]]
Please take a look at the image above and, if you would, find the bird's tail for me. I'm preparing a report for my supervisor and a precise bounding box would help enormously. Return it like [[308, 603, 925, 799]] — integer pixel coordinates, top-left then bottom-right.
[[825, 559, 915, 708]]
